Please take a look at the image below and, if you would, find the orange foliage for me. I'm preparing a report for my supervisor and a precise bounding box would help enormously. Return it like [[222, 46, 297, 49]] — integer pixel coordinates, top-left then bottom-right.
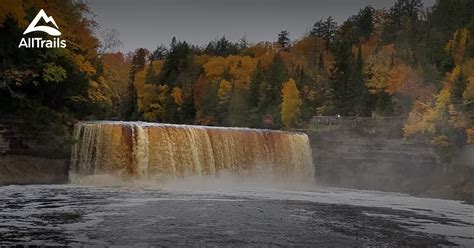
[[171, 87, 184, 106], [290, 36, 333, 73], [352, 34, 379, 60], [249, 42, 277, 69], [386, 63, 434, 102], [404, 66, 469, 141], [101, 52, 131, 100]]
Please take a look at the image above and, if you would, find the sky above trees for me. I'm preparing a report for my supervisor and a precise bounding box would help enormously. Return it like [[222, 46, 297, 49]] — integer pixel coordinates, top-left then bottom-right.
[[88, 0, 435, 52]]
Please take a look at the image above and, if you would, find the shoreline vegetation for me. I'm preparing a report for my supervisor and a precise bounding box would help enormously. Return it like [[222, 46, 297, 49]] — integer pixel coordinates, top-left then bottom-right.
[[0, 0, 473, 201]]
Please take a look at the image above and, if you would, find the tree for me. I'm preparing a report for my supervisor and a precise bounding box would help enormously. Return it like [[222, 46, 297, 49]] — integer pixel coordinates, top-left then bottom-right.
[[0, 0, 103, 148], [205, 36, 239, 56], [352, 46, 371, 116], [310, 16, 337, 50], [331, 40, 353, 115], [277, 30, 290, 50], [248, 62, 265, 127], [383, 0, 423, 43], [100, 52, 131, 118], [158, 38, 192, 87], [356, 6, 375, 39], [149, 45, 168, 61], [256, 54, 288, 127], [126, 48, 148, 120], [281, 78, 302, 128], [227, 88, 250, 127], [390, 0, 422, 29], [196, 82, 219, 125], [98, 28, 122, 55]]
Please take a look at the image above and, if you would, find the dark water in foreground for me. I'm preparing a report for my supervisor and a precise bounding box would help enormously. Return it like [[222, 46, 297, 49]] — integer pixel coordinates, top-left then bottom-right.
[[0, 183, 473, 247]]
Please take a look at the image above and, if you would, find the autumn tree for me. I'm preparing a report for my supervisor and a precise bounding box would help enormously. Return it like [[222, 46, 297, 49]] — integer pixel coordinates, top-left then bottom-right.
[[98, 28, 122, 55], [100, 52, 131, 118], [0, 0, 103, 147], [281, 79, 302, 128]]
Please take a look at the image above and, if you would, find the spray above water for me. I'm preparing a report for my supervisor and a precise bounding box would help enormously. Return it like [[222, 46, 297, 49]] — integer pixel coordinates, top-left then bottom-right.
[[70, 121, 315, 185]]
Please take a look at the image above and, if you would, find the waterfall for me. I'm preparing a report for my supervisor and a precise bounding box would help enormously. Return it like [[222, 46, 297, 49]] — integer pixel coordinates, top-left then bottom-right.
[[70, 121, 314, 182]]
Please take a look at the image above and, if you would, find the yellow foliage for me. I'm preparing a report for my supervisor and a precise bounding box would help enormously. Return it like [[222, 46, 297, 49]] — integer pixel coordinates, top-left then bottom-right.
[[171, 87, 184, 106], [446, 65, 462, 87], [73, 54, 96, 76], [404, 101, 435, 137], [445, 28, 470, 65], [431, 135, 451, 147], [217, 79, 232, 104], [150, 60, 164, 78], [203, 55, 256, 88], [404, 66, 470, 145], [194, 55, 212, 66], [281, 78, 302, 128], [463, 77, 474, 103], [365, 44, 396, 93], [87, 78, 109, 103], [203, 56, 227, 79], [228, 55, 256, 88], [134, 66, 168, 121]]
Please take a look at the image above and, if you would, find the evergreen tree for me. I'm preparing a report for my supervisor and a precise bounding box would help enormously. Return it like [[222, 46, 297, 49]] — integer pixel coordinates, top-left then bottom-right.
[[149, 45, 168, 61], [205, 36, 239, 56], [277, 30, 291, 50], [158, 39, 192, 87], [256, 54, 288, 126], [125, 48, 148, 120], [310, 16, 337, 50], [331, 40, 353, 115], [352, 46, 370, 116], [248, 62, 265, 127]]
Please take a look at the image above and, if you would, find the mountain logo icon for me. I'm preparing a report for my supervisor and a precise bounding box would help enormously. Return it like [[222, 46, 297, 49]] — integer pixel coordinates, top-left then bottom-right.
[[23, 9, 61, 36]]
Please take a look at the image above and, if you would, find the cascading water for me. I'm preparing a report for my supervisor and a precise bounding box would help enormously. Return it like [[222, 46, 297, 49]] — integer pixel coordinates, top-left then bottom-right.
[[70, 121, 314, 182]]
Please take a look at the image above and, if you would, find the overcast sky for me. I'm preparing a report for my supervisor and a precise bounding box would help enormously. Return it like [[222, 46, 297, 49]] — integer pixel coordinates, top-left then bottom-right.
[[87, 0, 436, 52]]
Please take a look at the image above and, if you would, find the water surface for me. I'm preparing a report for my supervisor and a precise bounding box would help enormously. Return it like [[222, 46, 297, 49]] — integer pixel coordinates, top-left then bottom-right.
[[1, 184, 473, 246]]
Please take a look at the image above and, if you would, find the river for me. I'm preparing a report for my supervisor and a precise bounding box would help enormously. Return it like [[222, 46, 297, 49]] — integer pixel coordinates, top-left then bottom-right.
[[1, 182, 473, 247]]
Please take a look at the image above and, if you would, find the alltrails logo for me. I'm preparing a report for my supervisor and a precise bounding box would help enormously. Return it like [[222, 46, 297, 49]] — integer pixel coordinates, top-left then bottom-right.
[[18, 9, 66, 48]]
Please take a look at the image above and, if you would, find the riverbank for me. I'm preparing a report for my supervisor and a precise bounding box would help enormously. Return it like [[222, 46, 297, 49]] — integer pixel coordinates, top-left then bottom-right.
[[0, 155, 68, 185]]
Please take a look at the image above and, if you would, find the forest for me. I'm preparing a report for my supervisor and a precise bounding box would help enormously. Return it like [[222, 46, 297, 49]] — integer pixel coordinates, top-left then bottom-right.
[[1, 0, 473, 164]]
